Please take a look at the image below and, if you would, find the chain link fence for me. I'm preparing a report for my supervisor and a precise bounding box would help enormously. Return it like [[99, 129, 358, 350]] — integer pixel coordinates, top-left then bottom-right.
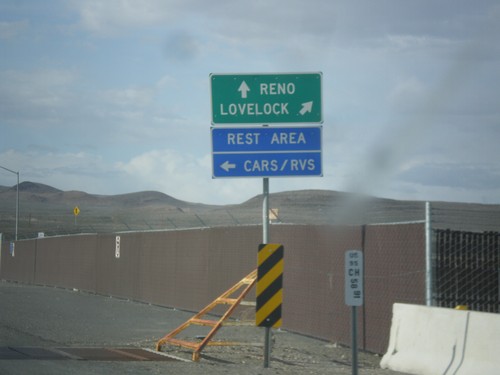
[[2, 183, 500, 239], [434, 229, 500, 313], [2, 212, 499, 353], [2, 188, 500, 320]]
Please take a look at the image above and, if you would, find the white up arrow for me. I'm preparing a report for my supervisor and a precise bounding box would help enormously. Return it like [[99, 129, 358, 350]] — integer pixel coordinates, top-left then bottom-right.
[[238, 81, 250, 99], [220, 161, 236, 172], [299, 101, 313, 115]]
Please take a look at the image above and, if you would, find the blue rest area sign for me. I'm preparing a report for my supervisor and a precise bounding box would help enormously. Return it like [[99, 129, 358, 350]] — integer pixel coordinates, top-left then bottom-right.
[[211, 126, 322, 178]]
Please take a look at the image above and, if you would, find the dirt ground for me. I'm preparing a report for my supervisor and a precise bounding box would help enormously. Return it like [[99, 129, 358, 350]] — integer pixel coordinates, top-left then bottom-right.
[[158, 326, 408, 375], [0, 281, 408, 375]]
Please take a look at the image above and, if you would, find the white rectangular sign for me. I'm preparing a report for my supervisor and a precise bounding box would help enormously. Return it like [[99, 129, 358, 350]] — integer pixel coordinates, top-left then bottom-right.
[[115, 236, 121, 259], [345, 250, 364, 306]]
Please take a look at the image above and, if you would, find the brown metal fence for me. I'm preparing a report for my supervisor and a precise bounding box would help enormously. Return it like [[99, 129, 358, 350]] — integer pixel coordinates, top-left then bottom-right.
[[363, 223, 426, 353], [434, 229, 500, 313], [1, 223, 425, 354], [0, 239, 36, 284]]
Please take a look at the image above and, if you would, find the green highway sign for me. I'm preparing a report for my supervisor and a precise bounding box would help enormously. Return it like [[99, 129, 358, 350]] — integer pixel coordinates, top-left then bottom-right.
[[210, 72, 322, 124]]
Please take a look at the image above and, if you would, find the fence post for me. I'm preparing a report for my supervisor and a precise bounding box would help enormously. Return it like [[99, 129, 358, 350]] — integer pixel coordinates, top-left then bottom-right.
[[425, 202, 433, 306]]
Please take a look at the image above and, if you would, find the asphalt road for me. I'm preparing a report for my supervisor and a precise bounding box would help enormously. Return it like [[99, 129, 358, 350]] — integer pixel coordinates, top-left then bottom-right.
[[0, 280, 192, 375], [0, 281, 408, 375]]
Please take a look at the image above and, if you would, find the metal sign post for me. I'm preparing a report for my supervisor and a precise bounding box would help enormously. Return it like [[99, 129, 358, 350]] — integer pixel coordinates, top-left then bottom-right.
[[351, 306, 358, 375], [262, 177, 271, 368], [73, 206, 80, 226], [345, 250, 364, 375], [256, 242, 284, 368], [209, 72, 324, 368]]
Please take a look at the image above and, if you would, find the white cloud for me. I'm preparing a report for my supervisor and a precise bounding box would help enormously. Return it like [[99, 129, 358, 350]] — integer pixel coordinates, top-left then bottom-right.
[[398, 162, 500, 190], [115, 150, 327, 204], [0, 20, 29, 39], [385, 34, 456, 52], [68, 0, 197, 36], [0, 69, 77, 123], [163, 30, 202, 62], [1, 0, 500, 207], [101, 87, 155, 108], [156, 75, 175, 89], [115, 149, 260, 204], [0, 149, 115, 193], [387, 77, 428, 112]]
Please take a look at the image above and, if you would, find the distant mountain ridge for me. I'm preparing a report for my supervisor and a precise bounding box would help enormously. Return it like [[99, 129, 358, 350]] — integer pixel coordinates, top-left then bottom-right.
[[19, 181, 63, 193], [0, 181, 215, 209], [1, 181, 500, 237], [1, 182, 399, 211], [2, 181, 62, 194]]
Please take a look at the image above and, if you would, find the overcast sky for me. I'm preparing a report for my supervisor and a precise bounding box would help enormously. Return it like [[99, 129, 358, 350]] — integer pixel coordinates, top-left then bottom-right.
[[1, 0, 499, 204]]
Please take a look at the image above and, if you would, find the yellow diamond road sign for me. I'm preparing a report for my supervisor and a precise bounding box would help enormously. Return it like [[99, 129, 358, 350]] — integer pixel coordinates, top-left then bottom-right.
[[73, 206, 80, 216]]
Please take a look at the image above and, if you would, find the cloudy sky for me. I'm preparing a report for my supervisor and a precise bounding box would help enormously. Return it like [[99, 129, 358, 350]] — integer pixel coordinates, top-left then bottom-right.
[[1, 0, 499, 205]]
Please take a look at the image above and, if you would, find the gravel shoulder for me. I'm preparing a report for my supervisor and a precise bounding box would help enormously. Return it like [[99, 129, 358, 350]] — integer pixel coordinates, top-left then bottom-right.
[[0, 281, 408, 375]]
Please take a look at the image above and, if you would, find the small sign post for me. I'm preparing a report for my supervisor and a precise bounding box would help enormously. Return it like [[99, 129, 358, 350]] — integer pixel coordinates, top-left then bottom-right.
[[115, 236, 121, 259], [345, 250, 364, 375], [73, 206, 80, 226]]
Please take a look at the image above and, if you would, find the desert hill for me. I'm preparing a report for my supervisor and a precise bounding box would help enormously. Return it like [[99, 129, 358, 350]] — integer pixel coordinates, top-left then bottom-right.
[[1, 181, 500, 241], [3, 181, 208, 209]]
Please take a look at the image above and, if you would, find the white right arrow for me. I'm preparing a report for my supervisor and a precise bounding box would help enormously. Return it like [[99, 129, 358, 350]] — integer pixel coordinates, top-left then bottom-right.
[[220, 161, 236, 172], [238, 81, 250, 99], [299, 101, 313, 115]]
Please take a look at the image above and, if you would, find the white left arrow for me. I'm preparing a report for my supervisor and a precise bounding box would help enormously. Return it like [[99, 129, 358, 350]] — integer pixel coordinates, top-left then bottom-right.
[[299, 101, 313, 115], [220, 161, 236, 172], [238, 81, 250, 99]]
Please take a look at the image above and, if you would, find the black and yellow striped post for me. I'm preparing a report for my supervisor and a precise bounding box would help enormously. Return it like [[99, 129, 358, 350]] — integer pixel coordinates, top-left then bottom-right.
[[256, 243, 284, 327], [256, 243, 283, 367]]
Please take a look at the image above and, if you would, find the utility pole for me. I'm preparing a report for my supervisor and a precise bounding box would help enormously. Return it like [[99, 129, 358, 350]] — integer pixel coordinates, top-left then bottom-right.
[[0, 165, 19, 241]]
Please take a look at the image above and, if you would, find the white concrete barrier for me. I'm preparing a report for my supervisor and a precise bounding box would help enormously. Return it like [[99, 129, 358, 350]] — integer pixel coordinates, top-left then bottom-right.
[[380, 303, 500, 375]]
